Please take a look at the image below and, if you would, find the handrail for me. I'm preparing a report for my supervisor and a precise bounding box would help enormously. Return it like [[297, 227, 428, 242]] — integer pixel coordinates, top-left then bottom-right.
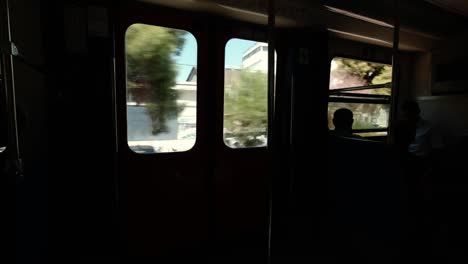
[[329, 82, 391, 94], [328, 96, 389, 104], [329, 92, 391, 99]]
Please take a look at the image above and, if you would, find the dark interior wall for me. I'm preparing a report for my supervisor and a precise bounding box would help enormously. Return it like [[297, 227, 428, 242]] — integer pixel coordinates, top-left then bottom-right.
[[0, 0, 9, 149], [412, 33, 468, 89], [411, 34, 468, 98], [8, 0, 46, 169], [418, 95, 468, 142], [276, 28, 331, 261], [396, 52, 414, 112], [12, 0, 117, 262], [9, 0, 44, 65], [410, 33, 468, 264], [431, 33, 468, 99], [415, 48, 468, 141], [433, 34, 468, 64], [410, 33, 468, 141], [14, 60, 48, 264], [44, 0, 118, 262], [411, 52, 431, 97], [10, 0, 49, 263]]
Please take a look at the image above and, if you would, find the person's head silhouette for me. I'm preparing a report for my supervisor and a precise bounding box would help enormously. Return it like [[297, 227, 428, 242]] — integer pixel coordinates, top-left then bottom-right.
[[333, 108, 354, 134]]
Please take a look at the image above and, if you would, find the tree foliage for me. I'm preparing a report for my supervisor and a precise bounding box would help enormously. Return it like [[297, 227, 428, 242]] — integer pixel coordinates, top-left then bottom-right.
[[335, 57, 391, 84], [224, 70, 268, 147], [126, 24, 186, 134], [331, 57, 392, 95], [328, 58, 392, 131]]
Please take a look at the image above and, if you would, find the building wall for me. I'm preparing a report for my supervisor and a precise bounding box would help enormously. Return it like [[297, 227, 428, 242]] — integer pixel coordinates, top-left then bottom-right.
[[242, 43, 268, 72]]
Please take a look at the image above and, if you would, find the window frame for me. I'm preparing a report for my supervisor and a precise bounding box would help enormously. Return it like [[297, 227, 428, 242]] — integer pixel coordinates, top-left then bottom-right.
[[328, 56, 393, 135]]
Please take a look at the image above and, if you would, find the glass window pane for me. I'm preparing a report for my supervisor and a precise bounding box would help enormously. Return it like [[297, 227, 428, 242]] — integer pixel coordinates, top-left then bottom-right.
[[328, 57, 392, 134], [224, 39, 270, 148], [126, 24, 197, 153], [329, 57, 392, 93], [328, 102, 390, 130]]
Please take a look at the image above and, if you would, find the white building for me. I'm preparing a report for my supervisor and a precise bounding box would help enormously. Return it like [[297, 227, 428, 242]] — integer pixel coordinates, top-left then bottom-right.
[[173, 81, 197, 139], [242, 42, 269, 72]]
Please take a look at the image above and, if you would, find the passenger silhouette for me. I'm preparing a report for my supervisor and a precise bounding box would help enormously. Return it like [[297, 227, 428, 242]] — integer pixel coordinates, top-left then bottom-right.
[[394, 118, 416, 157], [402, 100, 443, 158], [400, 100, 436, 186], [400, 100, 440, 259], [332, 108, 361, 138]]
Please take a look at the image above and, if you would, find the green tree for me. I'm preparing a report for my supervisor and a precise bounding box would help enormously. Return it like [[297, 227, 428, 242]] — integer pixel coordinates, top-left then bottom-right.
[[126, 24, 185, 134], [332, 57, 392, 95], [329, 58, 392, 132], [224, 70, 268, 147]]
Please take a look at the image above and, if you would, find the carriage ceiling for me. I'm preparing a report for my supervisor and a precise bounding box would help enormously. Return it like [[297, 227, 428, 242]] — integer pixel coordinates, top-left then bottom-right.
[[138, 0, 468, 51]]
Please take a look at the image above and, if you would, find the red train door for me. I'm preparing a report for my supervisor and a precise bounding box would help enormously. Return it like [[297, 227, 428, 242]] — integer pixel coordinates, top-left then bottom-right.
[[115, 4, 272, 261]]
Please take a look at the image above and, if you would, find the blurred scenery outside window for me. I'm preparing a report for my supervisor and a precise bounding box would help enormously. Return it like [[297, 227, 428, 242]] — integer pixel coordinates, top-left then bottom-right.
[[126, 24, 197, 153], [328, 57, 392, 137], [224, 39, 273, 148], [125, 27, 274, 152]]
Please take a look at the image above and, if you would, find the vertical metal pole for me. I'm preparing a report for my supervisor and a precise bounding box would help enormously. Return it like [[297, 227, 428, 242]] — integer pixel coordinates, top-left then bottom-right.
[[267, 0, 275, 261], [389, 0, 400, 143], [4, 0, 24, 179]]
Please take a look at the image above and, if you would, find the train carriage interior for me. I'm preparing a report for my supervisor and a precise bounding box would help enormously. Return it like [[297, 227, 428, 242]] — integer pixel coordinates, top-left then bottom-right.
[[6, 0, 468, 263]]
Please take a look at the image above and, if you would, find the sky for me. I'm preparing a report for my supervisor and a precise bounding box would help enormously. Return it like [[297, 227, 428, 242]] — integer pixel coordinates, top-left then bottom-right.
[[173, 34, 257, 81]]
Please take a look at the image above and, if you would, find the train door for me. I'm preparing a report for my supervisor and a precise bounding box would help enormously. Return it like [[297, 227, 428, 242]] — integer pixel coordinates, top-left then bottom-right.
[[272, 29, 331, 259], [115, 5, 272, 260], [211, 26, 271, 258], [115, 7, 212, 257]]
